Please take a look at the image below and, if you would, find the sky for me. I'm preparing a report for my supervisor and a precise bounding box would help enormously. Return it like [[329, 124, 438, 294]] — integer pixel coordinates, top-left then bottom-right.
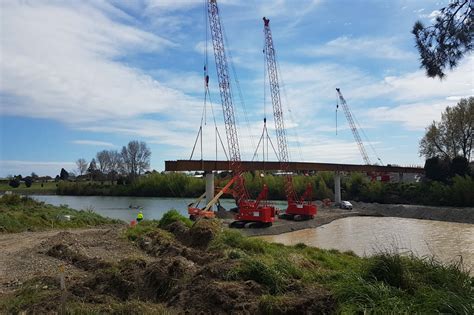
[[0, 0, 472, 177]]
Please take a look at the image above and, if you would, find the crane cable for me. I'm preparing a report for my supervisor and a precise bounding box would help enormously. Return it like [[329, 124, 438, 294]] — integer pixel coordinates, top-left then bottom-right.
[[275, 56, 304, 162], [220, 19, 257, 158]]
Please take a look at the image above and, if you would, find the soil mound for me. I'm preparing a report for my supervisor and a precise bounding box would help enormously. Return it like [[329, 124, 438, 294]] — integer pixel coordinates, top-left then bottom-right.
[[7, 225, 337, 314], [47, 244, 111, 271]]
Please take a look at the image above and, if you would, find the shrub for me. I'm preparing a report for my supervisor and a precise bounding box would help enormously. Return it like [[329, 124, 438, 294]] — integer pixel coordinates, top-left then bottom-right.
[[8, 178, 20, 188], [24, 177, 33, 188], [158, 209, 192, 228]]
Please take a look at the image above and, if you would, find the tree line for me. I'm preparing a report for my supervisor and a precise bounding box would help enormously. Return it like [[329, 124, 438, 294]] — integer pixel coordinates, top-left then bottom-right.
[[75, 140, 151, 182]]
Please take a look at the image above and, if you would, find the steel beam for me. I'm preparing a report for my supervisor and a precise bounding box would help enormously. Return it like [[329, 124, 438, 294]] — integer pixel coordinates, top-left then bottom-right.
[[165, 160, 424, 174]]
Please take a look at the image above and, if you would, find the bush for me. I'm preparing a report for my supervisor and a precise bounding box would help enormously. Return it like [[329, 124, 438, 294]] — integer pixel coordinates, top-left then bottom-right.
[[8, 178, 20, 188], [24, 177, 33, 188], [158, 209, 192, 228]]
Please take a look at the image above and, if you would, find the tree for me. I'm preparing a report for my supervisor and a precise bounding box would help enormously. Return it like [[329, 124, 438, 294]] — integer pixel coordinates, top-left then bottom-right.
[[424, 157, 450, 182], [96, 150, 111, 174], [412, 0, 472, 79], [31, 172, 38, 180], [87, 158, 97, 174], [8, 178, 20, 188], [451, 156, 470, 176], [109, 150, 123, 172], [420, 97, 473, 160], [24, 177, 33, 187], [60, 168, 69, 180], [121, 140, 151, 178], [76, 158, 88, 176]]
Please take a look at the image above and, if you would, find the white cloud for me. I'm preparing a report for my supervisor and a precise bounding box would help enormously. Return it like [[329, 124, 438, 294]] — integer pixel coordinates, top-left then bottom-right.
[[350, 56, 474, 102], [301, 36, 416, 60], [366, 101, 450, 130], [72, 140, 116, 147], [0, 1, 199, 124]]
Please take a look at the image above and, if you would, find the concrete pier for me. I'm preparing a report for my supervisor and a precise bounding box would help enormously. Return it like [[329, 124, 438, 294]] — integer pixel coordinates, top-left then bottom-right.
[[334, 172, 341, 205], [205, 172, 214, 209]]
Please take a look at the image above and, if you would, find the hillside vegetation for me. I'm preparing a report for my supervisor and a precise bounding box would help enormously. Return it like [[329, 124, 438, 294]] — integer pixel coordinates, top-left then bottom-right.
[[0, 194, 120, 233]]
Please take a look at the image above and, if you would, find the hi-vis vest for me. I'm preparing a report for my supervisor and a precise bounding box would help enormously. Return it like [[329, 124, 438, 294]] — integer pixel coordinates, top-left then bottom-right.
[[137, 213, 144, 220]]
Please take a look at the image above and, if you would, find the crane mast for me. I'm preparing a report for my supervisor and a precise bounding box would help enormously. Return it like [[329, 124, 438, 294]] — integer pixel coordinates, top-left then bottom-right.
[[206, 1, 276, 227], [263, 17, 316, 220], [336, 88, 371, 165], [262, 17, 297, 203], [207, 0, 247, 201]]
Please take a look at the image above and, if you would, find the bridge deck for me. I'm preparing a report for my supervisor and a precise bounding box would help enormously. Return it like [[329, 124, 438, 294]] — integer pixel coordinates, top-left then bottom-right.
[[165, 160, 424, 174]]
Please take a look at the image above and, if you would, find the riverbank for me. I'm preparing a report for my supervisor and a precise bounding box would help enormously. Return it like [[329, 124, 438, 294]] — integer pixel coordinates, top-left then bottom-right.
[[0, 195, 121, 233], [1, 215, 471, 314], [353, 201, 474, 224]]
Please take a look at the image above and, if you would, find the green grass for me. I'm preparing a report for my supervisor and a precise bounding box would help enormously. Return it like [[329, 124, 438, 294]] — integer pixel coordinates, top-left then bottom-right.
[[0, 181, 58, 194], [123, 219, 161, 241], [123, 209, 191, 241], [158, 209, 192, 228], [210, 230, 473, 313], [0, 194, 121, 233]]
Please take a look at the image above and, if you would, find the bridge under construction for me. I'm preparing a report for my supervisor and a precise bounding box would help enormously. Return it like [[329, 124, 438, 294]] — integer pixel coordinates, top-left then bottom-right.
[[165, 159, 424, 206]]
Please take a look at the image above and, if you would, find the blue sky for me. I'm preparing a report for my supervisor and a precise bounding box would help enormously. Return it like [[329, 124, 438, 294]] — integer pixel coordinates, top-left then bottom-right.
[[0, 0, 472, 177]]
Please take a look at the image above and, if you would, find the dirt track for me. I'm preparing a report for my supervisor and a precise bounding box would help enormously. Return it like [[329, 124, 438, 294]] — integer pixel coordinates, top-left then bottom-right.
[[0, 225, 147, 294]]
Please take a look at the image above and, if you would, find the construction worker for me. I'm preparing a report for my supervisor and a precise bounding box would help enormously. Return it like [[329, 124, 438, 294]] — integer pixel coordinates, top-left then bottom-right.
[[136, 211, 144, 223]]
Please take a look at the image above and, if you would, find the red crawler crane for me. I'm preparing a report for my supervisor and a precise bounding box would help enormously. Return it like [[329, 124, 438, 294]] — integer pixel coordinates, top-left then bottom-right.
[[207, 1, 276, 228], [263, 17, 317, 220]]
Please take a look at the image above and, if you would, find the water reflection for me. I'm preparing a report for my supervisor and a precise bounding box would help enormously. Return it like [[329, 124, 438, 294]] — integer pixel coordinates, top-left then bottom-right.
[[260, 217, 474, 271]]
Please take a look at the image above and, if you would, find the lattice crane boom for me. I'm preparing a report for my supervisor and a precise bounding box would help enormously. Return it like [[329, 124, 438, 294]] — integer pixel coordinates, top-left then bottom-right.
[[208, 0, 241, 166], [262, 17, 297, 203], [263, 17, 316, 220], [336, 88, 371, 165], [207, 0, 249, 203]]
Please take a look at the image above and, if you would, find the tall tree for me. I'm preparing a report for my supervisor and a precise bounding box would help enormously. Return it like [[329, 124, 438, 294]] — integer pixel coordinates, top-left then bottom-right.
[[76, 158, 88, 176], [420, 97, 473, 160], [96, 150, 111, 174], [412, 0, 472, 79], [108, 150, 123, 173], [121, 141, 151, 177]]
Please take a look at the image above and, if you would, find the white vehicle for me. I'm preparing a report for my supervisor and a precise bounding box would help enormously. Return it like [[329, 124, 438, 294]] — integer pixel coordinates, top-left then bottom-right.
[[340, 201, 353, 210]]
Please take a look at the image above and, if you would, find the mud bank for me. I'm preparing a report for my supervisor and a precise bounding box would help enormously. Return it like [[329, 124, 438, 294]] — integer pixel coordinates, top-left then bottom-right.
[[353, 202, 474, 224]]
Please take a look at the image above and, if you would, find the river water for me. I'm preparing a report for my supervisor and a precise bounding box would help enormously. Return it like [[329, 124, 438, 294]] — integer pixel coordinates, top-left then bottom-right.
[[32, 195, 473, 270], [261, 216, 474, 271], [32, 195, 287, 223]]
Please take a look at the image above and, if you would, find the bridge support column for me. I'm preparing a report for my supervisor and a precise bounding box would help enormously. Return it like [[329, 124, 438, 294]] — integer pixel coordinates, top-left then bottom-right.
[[334, 172, 341, 205], [205, 172, 214, 209]]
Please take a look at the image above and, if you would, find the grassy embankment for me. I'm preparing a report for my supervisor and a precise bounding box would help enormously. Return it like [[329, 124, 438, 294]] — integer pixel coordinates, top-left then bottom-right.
[[0, 194, 121, 233], [2, 209, 472, 313], [0, 181, 57, 194]]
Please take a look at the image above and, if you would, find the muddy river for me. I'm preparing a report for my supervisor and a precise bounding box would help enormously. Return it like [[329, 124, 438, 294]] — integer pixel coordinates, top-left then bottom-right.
[[260, 216, 474, 271]]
